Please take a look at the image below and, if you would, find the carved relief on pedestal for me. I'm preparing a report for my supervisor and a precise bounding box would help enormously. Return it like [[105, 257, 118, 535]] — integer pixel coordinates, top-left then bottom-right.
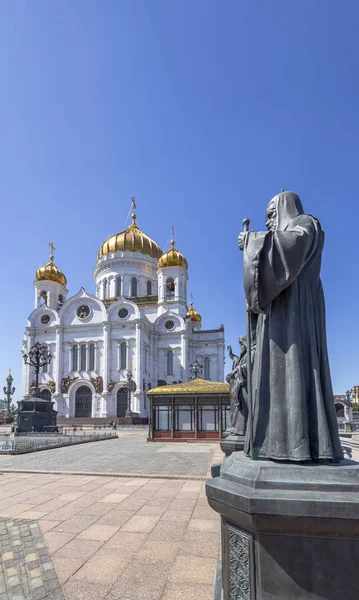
[[225, 522, 253, 600]]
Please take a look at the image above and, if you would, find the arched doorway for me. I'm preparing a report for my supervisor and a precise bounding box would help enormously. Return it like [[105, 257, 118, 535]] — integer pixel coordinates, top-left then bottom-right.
[[335, 403, 345, 418], [39, 389, 51, 402], [75, 386, 92, 418], [117, 387, 127, 417]]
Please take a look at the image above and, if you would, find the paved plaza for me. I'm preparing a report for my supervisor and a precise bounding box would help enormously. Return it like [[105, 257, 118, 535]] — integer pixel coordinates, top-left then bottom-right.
[[0, 430, 219, 477], [0, 430, 223, 599]]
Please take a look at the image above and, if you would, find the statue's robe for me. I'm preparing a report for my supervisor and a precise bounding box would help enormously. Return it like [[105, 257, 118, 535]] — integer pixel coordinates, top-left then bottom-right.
[[243, 192, 343, 461]]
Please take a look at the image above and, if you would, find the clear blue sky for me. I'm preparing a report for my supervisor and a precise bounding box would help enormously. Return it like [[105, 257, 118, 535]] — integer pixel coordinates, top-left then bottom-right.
[[1, 0, 358, 400]]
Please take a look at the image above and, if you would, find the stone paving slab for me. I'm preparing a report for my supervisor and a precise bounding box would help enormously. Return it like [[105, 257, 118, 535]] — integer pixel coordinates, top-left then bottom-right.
[[0, 431, 218, 477], [0, 517, 64, 599]]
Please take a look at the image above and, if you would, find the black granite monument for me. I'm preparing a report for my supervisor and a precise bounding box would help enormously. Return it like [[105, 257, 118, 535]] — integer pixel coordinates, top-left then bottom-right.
[[14, 394, 58, 433], [17, 341, 58, 433], [206, 191, 358, 600]]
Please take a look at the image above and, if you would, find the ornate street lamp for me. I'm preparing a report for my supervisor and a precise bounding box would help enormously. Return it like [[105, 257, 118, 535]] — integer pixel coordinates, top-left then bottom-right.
[[22, 342, 52, 398], [125, 368, 133, 417], [3, 369, 15, 422], [189, 360, 203, 380]]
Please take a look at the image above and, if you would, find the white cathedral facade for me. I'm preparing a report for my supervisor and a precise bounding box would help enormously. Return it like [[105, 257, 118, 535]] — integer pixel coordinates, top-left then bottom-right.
[[22, 207, 225, 419]]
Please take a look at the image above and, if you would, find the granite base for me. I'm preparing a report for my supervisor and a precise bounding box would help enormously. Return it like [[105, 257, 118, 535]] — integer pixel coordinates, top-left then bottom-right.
[[206, 452, 359, 600], [220, 433, 245, 456]]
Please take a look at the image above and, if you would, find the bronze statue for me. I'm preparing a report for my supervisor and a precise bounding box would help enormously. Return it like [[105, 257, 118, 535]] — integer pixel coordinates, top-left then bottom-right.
[[226, 337, 249, 436], [239, 190, 343, 462]]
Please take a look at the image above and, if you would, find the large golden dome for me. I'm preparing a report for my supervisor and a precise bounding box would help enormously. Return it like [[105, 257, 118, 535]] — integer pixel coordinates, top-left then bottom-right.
[[187, 301, 201, 322], [98, 213, 163, 260], [36, 253, 67, 288]]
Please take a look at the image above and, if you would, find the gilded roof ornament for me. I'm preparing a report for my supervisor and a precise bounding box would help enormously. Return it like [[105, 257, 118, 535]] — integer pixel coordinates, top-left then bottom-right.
[[158, 225, 188, 269], [186, 299, 202, 322], [98, 197, 163, 260], [35, 242, 67, 287]]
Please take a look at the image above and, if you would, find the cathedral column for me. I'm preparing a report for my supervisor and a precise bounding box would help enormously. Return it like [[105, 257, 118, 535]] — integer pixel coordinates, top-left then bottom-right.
[[135, 322, 143, 414], [103, 323, 111, 390], [101, 323, 111, 417], [53, 326, 63, 413], [22, 329, 34, 397], [109, 276, 116, 299], [181, 331, 189, 380]]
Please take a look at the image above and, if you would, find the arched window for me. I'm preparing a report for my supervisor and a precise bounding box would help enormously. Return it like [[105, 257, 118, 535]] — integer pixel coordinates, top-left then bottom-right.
[[167, 349, 174, 376], [204, 357, 210, 380], [103, 279, 107, 299], [75, 386, 92, 417], [147, 280, 152, 295], [89, 344, 95, 370], [72, 345, 78, 371], [120, 342, 127, 370], [131, 277, 138, 296], [58, 295, 64, 309], [80, 344, 87, 371], [166, 278, 175, 299], [335, 403, 345, 418], [116, 277, 122, 297], [40, 291, 47, 305]]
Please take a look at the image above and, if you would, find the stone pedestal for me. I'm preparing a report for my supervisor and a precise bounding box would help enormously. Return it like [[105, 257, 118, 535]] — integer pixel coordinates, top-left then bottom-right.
[[206, 452, 359, 600], [220, 433, 245, 456], [15, 395, 58, 433]]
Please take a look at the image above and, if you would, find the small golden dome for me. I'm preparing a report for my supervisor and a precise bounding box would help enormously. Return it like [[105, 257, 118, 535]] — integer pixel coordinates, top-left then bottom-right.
[[98, 213, 163, 260], [187, 301, 201, 322], [158, 228, 188, 269], [36, 254, 67, 288]]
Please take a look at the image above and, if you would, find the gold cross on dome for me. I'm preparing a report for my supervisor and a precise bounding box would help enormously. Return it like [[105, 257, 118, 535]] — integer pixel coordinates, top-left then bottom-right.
[[131, 197, 136, 209], [49, 241, 56, 255]]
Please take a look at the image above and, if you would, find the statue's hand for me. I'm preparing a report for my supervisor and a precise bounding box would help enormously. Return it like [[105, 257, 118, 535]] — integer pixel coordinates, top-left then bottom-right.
[[238, 232, 246, 251], [227, 345, 232, 353]]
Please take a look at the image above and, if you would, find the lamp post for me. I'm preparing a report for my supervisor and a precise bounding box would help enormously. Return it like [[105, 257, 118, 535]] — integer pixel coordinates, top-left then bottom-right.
[[22, 342, 53, 397], [125, 368, 133, 417], [189, 360, 203, 380], [3, 369, 15, 423]]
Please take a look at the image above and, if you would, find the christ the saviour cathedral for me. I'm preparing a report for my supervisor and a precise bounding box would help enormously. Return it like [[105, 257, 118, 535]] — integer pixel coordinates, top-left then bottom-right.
[[22, 203, 225, 419]]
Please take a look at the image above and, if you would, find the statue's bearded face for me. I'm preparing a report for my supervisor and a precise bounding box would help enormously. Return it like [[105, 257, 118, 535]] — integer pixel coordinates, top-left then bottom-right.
[[266, 201, 277, 231]]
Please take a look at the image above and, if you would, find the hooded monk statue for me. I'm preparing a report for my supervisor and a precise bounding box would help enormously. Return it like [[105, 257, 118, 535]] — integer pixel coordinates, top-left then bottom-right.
[[238, 190, 343, 462]]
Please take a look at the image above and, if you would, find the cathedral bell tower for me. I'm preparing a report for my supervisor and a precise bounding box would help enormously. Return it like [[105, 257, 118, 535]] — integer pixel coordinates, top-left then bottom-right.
[[34, 243, 68, 310], [157, 227, 188, 317]]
